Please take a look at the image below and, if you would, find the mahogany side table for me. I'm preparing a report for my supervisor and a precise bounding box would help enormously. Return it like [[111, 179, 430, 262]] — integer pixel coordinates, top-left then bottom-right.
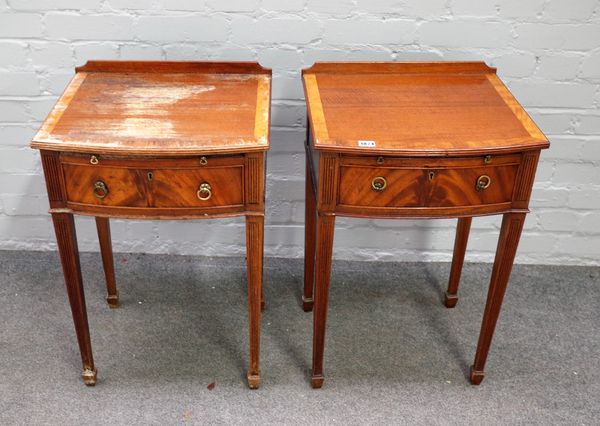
[[31, 61, 271, 389], [302, 62, 550, 388]]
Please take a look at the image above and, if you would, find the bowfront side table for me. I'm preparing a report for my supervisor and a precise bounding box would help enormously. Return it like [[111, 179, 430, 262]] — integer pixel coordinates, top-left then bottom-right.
[[31, 61, 271, 389], [302, 62, 550, 388]]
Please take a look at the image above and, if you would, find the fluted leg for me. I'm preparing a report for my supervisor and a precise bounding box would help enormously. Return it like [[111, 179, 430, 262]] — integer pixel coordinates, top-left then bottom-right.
[[52, 213, 97, 386], [245, 214, 264, 389], [470, 212, 525, 385], [95, 217, 118, 308], [311, 213, 335, 388], [445, 217, 472, 308], [303, 155, 317, 312]]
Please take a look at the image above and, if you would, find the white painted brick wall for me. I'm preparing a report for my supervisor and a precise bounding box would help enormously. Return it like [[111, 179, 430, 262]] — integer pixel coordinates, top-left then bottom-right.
[[0, 0, 599, 266]]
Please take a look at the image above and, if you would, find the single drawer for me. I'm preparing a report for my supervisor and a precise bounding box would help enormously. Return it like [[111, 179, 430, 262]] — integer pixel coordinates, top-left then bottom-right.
[[60, 154, 244, 209], [338, 155, 520, 209], [62, 163, 147, 207]]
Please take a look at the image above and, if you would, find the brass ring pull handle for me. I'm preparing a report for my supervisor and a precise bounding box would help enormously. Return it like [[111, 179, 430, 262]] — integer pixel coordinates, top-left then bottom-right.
[[199, 156, 208, 166], [93, 181, 108, 199], [90, 155, 99, 165], [476, 175, 491, 192], [371, 176, 387, 192], [197, 182, 212, 200]]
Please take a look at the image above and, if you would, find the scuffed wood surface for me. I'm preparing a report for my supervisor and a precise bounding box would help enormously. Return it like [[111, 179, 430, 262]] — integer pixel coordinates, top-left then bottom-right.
[[32, 61, 271, 156]]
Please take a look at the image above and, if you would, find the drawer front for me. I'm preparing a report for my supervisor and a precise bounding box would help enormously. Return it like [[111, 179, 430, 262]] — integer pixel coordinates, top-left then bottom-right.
[[339, 166, 427, 207], [63, 164, 147, 207], [151, 167, 243, 208], [428, 165, 518, 207], [338, 156, 520, 209], [61, 155, 244, 210]]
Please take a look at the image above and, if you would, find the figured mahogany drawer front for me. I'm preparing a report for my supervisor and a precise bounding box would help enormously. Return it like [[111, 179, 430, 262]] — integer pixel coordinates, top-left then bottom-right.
[[338, 155, 520, 209], [61, 155, 244, 209]]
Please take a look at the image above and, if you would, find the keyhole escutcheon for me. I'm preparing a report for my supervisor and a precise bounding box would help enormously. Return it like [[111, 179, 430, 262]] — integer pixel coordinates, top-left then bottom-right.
[[428, 171, 435, 182]]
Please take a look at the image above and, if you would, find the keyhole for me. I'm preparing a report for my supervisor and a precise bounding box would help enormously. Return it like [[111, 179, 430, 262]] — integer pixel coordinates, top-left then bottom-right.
[[147, 171, 153, 181], [428, 171, 435, 182]]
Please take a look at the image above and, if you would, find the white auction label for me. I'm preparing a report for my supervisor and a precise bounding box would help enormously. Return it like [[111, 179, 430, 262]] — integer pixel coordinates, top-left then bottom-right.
[[358, 140, 376, 147]]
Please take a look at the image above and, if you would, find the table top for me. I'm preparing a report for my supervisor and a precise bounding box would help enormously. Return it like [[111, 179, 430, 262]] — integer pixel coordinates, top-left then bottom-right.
[[303, 62, 549, 156], [31, 61, 271, 156]]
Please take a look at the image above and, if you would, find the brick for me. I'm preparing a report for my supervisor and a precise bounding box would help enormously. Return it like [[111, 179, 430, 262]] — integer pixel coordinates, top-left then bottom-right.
[[498, 0, 544, 18], [307, 0, 354, 15], [8, 0, 101, 9], [303, 48, 352, 65], [529, 187, 569, 208], [556, 236, 600, 258], [0, 125, 37, 146], [40, 72, 73, 96], [553, 163, 599, 186], [74, 43, 120, 64], [452, 0, 497, 16], [0, 41, 28, 67], [534, 161, 554, 182], [207, 46, 255, 61], [514, 24, 600, 50], [120, 44, 164, 60], [393, 50, 443, 61], [529, 111, 573, 134], [261, 0, 304, 11], [539, 210, 582, 232], [25, 98, 57, 121], [29, 42, 75, 69], [0, 194, 47, 216], [0, 14, 43, 38], [581, 53, 600, 78], [544, 0, 597, 20], [0, 173, 47, 195], [232, 16, 322, 44], [45, 14, 135, 41], [325, 19, 415, 44], [492, 52, 536, 78], [508, 81, 596, 108], [575, 115, 600, 135], [0, 73, 40, 96], [207, 0, 258, 12], [0, 100, 29, 122], [136, 16, 228, 42], [536, 53, 582, 80], [569, 189, 600, 209], [542, 137, 583, 161], [0, 216, 53, 240], [420, 21, 511, 48], [163, 44, 198, 60], [345, 48, 394, 61], [106, 0, 154, 9], [579, 213, 600, 234], [0, 148, 39, 172], [581, 141, 600, 161], [162, 0, 206, 11], [355, 0, 405, 13], [258, 49, 303, 71], [405, 0, 448, 18], [516, 234, 558, 254]]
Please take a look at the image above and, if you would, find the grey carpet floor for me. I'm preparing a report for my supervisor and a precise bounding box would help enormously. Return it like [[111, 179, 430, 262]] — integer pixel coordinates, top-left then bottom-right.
[[0, 250, 598, 425]]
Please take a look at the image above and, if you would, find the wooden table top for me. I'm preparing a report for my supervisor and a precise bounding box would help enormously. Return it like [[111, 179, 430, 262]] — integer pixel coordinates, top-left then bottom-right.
[[303, 62, 549, 156], [31, 61, 271, 156]]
